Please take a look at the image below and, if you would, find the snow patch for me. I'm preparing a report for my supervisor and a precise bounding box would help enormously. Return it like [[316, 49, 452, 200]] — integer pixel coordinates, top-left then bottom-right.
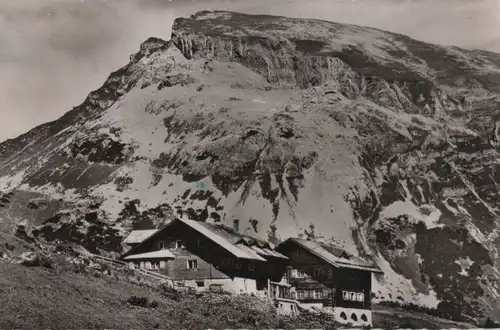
[[0, 169, 27, 191], [380, 200, 443, 229], [373, 253, 441, 309], [455, 257, 474, 276], [379, 179, 444, 229]]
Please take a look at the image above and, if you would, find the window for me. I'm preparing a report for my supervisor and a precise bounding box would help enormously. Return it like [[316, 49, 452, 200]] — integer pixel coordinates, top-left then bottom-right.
[[209, 284, 223, 292], [133, 262, 140, 269], [316, 291, 324, 299], [175, 240, 183, 248], [313, 268, 321, 278], [248, 263, 255, 271], [151, 261, 161, 270], [327, 269, 333, 279], [196, 280, 205, 287], [342, 290, 364, 301], [295, 250, 302, 257], [296, 291, 305, 299], [223, 258, 234, 268], [157, 241, 165, 250], [197, 240, 203, 248], [187, 259, 198, 270], [235, 262, 242, 270]]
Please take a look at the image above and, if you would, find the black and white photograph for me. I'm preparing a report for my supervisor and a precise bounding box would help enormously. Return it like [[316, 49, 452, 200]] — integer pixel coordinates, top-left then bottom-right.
[[0, 0, 499, 328]]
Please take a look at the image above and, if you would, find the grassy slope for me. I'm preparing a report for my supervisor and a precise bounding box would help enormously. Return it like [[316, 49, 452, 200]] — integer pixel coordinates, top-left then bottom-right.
[[0, 259, 475, 330], [372, 305, 475, 329]]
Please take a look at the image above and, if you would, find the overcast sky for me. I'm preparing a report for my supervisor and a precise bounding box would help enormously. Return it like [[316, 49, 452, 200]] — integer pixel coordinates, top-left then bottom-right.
[[1, 0, 499, 142]]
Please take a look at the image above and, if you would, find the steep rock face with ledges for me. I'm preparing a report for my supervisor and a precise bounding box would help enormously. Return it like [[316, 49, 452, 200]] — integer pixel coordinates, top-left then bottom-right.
[[0, 10, 500, 323]]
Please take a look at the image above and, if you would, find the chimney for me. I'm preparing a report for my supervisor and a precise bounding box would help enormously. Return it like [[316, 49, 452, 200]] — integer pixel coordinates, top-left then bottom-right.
[[233, 219, 240, 233]]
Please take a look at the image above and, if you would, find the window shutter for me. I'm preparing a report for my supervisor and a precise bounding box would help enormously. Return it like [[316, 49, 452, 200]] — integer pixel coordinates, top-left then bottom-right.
[[160, 260, 166, 269]]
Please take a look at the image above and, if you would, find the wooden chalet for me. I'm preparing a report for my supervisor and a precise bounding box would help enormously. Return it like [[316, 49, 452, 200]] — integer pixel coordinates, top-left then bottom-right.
[[275, 238, 383, 327], [120, 217, 297, 314]]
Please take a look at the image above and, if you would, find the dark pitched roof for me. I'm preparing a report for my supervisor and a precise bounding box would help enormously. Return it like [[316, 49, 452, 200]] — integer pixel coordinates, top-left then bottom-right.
[[318, 242, 348, 258], [121, 217, 288, 261], [195, 222, 271, 249], [178, 218, 266, 261], [279, 238, 383, 274]]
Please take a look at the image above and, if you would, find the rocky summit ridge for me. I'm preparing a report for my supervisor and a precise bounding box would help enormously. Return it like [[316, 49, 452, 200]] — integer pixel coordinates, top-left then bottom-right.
[[1, 10, 500, 323]]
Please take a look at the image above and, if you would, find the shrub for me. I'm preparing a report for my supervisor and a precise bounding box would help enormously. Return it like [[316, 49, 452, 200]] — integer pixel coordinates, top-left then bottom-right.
[[161, 285, 183, 301], [20, 252, 54, 269], [127, 296, 158, 308], [277, 307, 343, 329]]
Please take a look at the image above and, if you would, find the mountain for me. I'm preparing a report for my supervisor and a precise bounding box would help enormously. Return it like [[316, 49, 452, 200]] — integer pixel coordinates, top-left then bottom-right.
[[1, 10, 500, 323]]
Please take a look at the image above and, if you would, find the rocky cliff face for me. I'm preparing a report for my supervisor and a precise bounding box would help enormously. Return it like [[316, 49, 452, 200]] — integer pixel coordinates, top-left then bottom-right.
[[1, 10, 500, 323]]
